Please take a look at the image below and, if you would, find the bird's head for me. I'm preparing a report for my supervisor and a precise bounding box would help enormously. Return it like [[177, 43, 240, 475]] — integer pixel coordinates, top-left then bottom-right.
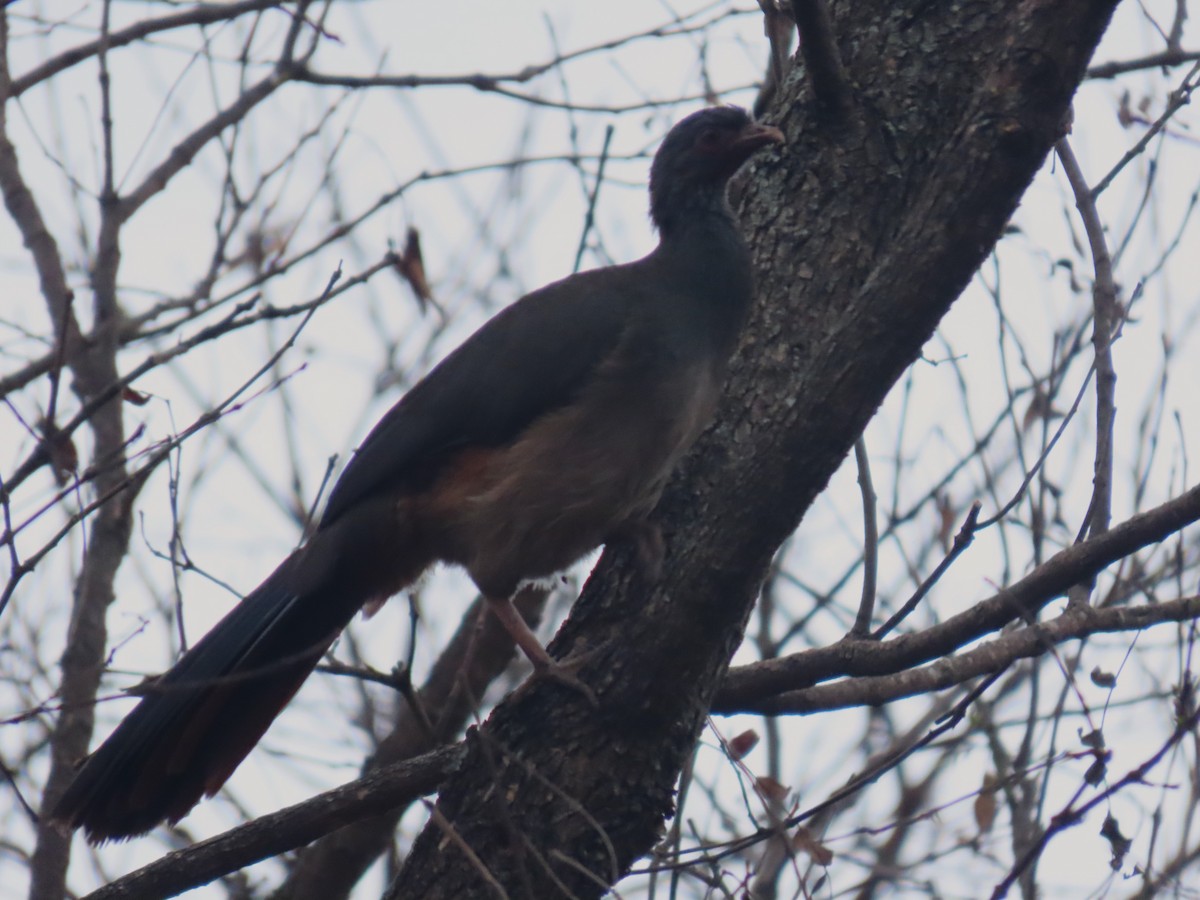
[[649, 106, 783, 232]]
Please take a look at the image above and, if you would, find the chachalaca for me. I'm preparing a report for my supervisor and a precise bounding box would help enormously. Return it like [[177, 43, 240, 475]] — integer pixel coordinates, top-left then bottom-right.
[[50, 105, 782, 842]]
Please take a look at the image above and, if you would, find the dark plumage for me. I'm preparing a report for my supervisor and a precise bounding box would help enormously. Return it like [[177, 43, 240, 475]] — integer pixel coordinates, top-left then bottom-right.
[[50, 106, 782, 842]]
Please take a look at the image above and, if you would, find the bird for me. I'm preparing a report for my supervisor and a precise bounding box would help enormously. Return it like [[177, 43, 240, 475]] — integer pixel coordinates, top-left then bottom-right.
[[49, 106, 783, 843]]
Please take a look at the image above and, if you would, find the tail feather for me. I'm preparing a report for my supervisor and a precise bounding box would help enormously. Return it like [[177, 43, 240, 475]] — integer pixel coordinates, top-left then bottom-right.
[[51, 496, 430, 842], [51, 574, 351, 842]]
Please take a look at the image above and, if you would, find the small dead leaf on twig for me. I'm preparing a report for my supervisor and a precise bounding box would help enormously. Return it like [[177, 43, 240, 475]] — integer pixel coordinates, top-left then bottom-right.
[[1175, 677, 1196, 725], [1100, 814, 1131, 870], [392, 227, 437, 313], [936, 492, 955, 551], [229, 223, 290, 273], [727, 729, 759, 760], [755, 775, 789, 806], [1117, 90, 1134, 127], [792, 825, 834, 866], [38, 420, 78, 485], [974, 772, 998, 834], [1084, 750, 1111, 786], [122, 386, 151, 406], [1022, 387, 1064, 430]]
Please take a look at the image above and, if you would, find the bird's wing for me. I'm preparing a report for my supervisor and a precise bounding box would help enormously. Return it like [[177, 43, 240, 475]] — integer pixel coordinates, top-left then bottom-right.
[[320, 262, 644, 527]]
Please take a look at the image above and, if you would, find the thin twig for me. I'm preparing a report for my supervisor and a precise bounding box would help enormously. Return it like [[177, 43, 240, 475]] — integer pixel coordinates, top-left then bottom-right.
[[850, 436, 878, 637], [991, 705, 1200, 898], [717, 481, 1200, 708], [1056, 138, 1117, 549], [573, 124, 614, 273], [733, 596, 1200, 716], [1087, 48, 1200, 79], [0, 268, 339, 614], [873, 501, 982, 640], [422, 800, 512, 899], [1091, 60, 1200, 198]]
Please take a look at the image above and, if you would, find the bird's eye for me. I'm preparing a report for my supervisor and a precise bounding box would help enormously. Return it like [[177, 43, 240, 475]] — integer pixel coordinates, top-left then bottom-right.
[[696, 128, 722, 150]]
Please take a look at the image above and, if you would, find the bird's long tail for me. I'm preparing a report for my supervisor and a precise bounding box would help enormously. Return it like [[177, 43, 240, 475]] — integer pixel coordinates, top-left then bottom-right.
[[50, 500, 428, 843]]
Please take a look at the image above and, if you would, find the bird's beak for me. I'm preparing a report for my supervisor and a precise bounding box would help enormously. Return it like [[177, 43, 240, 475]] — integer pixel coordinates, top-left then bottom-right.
[[732, 123, 785, 155]]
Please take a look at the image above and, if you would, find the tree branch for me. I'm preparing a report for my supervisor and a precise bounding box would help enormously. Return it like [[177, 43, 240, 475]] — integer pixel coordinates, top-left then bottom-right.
[[790, 0, 853, 120], [80, 745, 462, 900], [722, 595, 1200, 715], [717, 482, 1200, 708]]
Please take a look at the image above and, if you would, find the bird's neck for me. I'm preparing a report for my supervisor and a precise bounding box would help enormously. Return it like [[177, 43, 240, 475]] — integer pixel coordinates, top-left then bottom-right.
[[654, 195, 750, 279], [651, 196, 754, 351], [651, 185, 735, 239]]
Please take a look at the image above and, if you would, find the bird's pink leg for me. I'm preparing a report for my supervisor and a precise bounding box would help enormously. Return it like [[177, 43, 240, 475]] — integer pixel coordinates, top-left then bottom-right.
[[485, 595, 598, 705]]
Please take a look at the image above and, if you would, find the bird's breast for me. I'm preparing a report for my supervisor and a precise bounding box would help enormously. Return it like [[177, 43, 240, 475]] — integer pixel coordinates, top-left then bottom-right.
[[430, 352, 725, 597]]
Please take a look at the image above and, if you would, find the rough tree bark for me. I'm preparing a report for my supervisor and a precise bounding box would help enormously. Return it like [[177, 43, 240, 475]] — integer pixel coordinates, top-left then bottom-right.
[[385, 2, 1121, 898]]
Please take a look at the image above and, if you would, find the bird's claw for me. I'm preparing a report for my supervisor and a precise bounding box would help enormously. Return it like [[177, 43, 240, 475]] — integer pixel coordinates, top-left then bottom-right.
[[530, 651, 599, 707]]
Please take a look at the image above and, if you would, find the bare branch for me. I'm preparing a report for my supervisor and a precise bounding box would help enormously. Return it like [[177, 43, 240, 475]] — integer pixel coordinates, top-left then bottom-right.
[[7, 0, 287, 98], [849, 435, 878, 637], [81, 745, 463, 900], [1055, 137, 1117, 550], [717, 482, 1200, 708], [790, 0, 853, 120], [728, 595, 1200, 715]]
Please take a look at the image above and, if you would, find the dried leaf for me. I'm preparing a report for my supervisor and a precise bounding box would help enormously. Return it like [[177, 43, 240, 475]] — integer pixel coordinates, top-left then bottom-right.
[[1084, 749, 1112, 786], [727, 729, 759, 760], [393, 227, 434, 308], [1090, 666, 1117, 688], [792, 826, 834, 866], [936, 492, 955, 551], [39, 421, 77, 485], [974, 773, 998, 834], [756, 775, 788, 805], [229, 223, 289, 272], [1117, 90, 1134, 128], [1023, 387, 1063, 430], [1100, 814, 1131, 870], [1175, 678, 1196, 725], [122, 386, 151, 406]]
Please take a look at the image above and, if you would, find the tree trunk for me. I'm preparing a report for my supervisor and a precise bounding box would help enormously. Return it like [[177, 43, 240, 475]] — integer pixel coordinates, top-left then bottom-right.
[[387, 2, 1118, 897]]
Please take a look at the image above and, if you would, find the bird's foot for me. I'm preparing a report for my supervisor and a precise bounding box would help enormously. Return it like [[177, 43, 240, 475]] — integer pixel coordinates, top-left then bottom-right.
[[485, 594, 600, 706], [530, 649, 600, 707]]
